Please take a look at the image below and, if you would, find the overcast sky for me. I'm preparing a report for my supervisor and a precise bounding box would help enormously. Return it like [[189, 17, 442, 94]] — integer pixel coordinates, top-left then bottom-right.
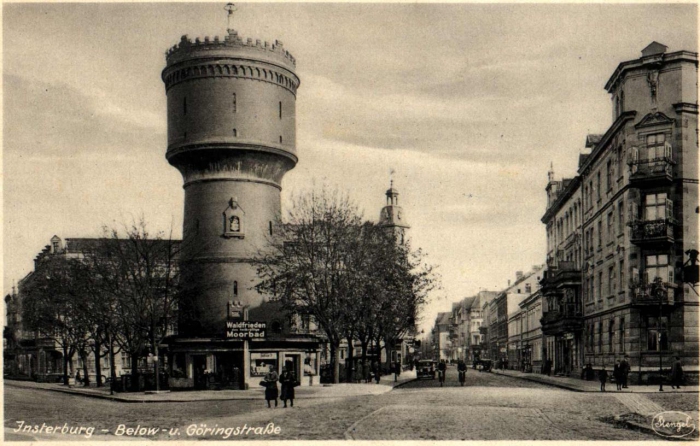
[[3, 2, 697, 332]]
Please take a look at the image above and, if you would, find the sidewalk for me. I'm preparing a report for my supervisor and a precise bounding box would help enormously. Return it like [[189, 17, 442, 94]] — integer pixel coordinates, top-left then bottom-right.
[[491, 368, 699, 393], [4, 370, 416, 403]]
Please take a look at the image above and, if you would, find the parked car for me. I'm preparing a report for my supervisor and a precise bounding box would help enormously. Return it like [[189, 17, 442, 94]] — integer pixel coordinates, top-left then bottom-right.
[[474, 359, 492, 372], [416, 360, 436, 380]]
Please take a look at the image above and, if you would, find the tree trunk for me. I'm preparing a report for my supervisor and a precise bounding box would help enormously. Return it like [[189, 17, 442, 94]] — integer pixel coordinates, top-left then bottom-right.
[[81, 349, 90, 387], [94, 338, 102, 387], [131, 353, 139, 391], [333, 343, 341, 384], [109, 335, 117, 394], [62, 345, 69, 385], [346, 335, 355, 383]]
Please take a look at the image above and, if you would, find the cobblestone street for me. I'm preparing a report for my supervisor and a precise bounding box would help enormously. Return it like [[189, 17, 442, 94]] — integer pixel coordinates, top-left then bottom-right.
[[7, 367, 695, 441]]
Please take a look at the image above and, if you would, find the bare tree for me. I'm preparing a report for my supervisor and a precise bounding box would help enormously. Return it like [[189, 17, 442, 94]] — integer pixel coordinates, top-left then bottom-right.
[[255, 188, 362, 383], [86, 220, 181, 391], [21, 256, 88, 385]]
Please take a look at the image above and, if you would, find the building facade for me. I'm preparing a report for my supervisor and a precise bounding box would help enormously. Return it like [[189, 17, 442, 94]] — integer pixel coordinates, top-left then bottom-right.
[[541, 168, 584, 376], [544, 42, 698, 383], [161, 27, 321, 389], [519, 289, 544, 372]]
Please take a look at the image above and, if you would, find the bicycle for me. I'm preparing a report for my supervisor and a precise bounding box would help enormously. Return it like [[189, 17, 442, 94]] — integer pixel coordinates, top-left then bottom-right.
[[438, 369, 445, 387]]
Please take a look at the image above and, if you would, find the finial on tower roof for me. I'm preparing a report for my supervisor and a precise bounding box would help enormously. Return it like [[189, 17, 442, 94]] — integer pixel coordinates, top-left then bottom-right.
[[225, 3, 237, 31]]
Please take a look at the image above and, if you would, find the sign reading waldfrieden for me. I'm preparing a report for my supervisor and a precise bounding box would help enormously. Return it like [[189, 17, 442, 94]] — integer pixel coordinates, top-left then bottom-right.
[[225, 321, 266, 339]]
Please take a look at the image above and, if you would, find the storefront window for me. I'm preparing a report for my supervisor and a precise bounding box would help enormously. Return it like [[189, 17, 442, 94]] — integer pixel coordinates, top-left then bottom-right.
[[250, 352, 278, 376]]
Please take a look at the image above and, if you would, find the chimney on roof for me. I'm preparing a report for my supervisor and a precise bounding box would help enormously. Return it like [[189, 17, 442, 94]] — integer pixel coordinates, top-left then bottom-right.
[[515, 271, 524, 281], [507, 280, 511, 287]]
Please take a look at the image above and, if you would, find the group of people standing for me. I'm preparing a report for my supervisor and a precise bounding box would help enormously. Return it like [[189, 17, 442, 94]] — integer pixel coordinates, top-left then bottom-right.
[[598, 356, 684, 391], [262, 362, 297, 408], [350, 361, 385, 384]]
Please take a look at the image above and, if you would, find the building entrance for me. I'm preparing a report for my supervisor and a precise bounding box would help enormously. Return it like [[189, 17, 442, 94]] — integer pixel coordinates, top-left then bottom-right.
[[215, 352, 243, 389]]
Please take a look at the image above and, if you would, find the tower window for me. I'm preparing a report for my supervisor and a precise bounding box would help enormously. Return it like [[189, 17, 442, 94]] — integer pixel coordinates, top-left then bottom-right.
[[233, 129, 237, 137], [232, 93, 237, 113], [279, 101, 282, 119], [279, 136, 283, 144], [233, 281, 238, 297], [269, 221, 273, 236]]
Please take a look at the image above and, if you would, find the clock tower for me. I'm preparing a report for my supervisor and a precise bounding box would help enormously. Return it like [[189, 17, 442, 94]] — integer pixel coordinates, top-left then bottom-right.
[[378, 180, 410, 244]]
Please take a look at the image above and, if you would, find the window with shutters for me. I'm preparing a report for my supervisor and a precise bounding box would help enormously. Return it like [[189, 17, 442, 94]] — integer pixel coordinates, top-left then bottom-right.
[[644, 193, 670, 221], [645, 254, 670, 285], [645, 133, 667, 161]]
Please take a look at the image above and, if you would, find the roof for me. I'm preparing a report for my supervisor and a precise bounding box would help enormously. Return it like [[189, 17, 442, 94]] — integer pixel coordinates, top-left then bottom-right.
[[436, 312, 452, 327], [641, 41, 668, 57], [585, 134, 603, 148], [461, 296, 476, 311]]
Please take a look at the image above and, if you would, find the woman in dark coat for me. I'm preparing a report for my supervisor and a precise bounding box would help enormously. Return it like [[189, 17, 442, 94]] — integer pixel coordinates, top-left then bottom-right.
[[264, 365, 279, 408], [671, 356, 684, 389], [279, 365, 296, 408]]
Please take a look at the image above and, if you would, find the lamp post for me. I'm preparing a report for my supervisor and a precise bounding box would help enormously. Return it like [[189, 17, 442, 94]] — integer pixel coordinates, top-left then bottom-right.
[[651, 277, 667, 392]]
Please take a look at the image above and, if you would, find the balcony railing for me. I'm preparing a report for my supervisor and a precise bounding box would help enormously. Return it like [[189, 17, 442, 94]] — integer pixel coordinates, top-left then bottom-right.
[[631, 286, 675, 307], [630, 158, 673, 186], [540, 302, 583, 335], [630, 219, 674, 245]]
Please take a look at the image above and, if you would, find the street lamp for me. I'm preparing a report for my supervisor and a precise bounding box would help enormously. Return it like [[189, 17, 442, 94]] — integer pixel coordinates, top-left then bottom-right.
[[650, 277, 667, 392]]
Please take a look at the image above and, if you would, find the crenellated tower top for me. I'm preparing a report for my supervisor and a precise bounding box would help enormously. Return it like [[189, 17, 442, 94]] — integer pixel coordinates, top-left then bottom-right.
[[165, 29, 296, 69]]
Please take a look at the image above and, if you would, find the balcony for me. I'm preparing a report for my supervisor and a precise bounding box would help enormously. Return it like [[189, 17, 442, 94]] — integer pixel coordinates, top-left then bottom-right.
[[629, 159, 673, 188], [540, 304, 582, 335], [631, 286, 676, 307], [630, 219, 674, 246]]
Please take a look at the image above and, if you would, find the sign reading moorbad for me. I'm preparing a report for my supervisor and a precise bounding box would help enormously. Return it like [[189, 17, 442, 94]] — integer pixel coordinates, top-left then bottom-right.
[[226, 321, 267, 339]]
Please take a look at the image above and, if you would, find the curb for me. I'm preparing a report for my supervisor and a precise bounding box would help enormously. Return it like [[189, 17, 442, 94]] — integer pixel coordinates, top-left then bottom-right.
[[490, 371, 586, 392], [5, 381, 404, 403]]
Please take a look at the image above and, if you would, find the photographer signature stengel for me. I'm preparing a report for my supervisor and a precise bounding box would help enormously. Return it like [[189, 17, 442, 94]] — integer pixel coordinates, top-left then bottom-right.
[[651, 411, 697, 438]]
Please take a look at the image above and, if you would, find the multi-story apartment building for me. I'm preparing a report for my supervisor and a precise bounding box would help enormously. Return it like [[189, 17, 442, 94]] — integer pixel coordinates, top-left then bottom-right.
[[469, 291, 498, 362], [519, 289, 544, 372], [541, 167, 584, 376], [432, 312, 452, 361], [544, 42, 698, 383]]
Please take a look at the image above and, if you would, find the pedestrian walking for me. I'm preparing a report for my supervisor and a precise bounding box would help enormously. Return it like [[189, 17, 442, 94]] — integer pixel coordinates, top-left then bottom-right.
[[620, 356, 630, 388], [279, 365, 296, 408], [599, 366, 608, 392], [393, 362, 400, 382], [75, 370, 81, 385], [372, 361, 381, 384], [263, 365, 279, 408], [671, 356, 684, 389], [613, 360, 622, 391], [363, 361, 371, 384]]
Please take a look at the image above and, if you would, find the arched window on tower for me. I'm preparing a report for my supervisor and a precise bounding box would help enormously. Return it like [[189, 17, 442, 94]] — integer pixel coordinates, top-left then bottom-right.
[[233, 129, 238, 137], [279, 136, 283, 144], [269, 221, 273, 236], [232, 93, 237, 113], [279, 101, 282, 119], [233, 281, 238, 297]]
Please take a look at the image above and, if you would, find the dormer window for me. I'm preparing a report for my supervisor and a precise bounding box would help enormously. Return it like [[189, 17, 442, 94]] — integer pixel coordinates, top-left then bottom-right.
[[52, 241, 60, 253]]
